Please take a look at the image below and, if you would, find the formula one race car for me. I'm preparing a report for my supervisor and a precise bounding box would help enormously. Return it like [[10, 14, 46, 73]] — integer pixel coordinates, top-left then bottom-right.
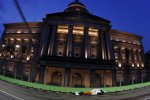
[[75, 89, 105, 96]]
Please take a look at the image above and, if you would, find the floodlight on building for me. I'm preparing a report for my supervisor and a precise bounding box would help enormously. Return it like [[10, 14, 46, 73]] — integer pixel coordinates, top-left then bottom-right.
[[118, 63, 122, 67], [26, 56, 30, 61], [2, 45, 5, 47], [15, 45, 20, 48], [11, 55, 14, 58], [142, 63, 144, 67], [137, 63, 140, 67], [132, 63, 135, 67]]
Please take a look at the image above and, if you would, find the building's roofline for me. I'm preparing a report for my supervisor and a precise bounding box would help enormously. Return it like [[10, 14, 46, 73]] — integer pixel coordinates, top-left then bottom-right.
[[4, 22, 43, 28], [46, 11, 110, 23], [111, 29, 143, 39]]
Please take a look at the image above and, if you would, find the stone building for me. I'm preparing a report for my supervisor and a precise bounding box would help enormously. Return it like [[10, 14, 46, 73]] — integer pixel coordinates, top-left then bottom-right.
[[0, 0, 147, 87]]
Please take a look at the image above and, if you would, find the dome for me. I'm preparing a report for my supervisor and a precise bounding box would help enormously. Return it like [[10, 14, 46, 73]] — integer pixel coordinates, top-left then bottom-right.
[[64, 0, 89, 13]]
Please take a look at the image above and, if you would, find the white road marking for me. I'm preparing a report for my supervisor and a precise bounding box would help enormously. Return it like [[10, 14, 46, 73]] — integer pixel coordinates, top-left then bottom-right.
[[144, 96, 150, 100], [0, 89, 24, 100]]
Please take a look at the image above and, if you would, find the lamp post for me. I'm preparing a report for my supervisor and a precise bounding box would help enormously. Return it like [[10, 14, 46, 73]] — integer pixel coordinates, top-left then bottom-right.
[[132, 77, 135, 85], [2, 66, 5, 76], [118, 78, 122, 86], [14, 66, 17, 79], [141, 75, 144, 83]]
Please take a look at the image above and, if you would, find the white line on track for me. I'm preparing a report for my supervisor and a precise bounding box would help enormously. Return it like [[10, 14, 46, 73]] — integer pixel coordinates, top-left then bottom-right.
[[0, 89, 24, 100], [144, 96, 150, 100]]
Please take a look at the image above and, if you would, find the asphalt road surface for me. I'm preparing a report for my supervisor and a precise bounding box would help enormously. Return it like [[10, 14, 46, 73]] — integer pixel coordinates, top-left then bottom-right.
[[0, 80, 150, 100]]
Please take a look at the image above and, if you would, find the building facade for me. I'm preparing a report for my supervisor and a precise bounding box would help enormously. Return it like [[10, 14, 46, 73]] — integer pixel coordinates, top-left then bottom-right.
[[0, 0, 147, 87]]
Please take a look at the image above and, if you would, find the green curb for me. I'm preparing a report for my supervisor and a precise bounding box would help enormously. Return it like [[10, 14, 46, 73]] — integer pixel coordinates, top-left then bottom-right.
[[0, 75, 150, 93]]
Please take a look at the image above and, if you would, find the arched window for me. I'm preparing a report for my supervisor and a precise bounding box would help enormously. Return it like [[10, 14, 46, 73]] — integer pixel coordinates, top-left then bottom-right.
[[51, 71, 62, 86], [72, 73, 82, 87]]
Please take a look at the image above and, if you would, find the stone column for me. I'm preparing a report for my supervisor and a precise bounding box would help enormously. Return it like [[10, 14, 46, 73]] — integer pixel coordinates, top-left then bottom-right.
[[39, 65, 46, 83], [26, 39, 32, 59], [131, 49, 135, 66], [98, 29, 102, 59], [19, 39, 24, 79], [136, 50, 139, 67], [42, 26, 51, 55], [38, 25, 50, 57], [64, 68, 71, 87], [66, 25, 73, 57], [84, 27, 90, 58], [49, 25, 57, 56], [100, 31, 107, 59], [90, 69, 96, 87], [118, 47, 122, 66], [105, 32, 115, 60], [112, 69, 117, 86]]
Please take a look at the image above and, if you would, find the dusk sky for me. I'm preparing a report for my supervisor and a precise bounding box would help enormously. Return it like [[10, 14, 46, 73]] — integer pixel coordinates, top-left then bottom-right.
[[0, 0, 150, 52]]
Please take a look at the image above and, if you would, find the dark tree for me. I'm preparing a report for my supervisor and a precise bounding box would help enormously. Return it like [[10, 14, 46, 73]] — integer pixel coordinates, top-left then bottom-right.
[[145, 50, 150, 67]]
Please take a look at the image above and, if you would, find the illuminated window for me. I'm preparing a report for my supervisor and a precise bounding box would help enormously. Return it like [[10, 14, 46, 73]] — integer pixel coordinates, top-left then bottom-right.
[[17, 38, 21, 41], [10, 38, 14, 41], [73, 26, 84, 35], [122, 40, 126, 42], [24, 39, 29, 41], [115, 38, 119, 41], [89, 28, 98, 37], [17, 30, 21, 33], [57, 25, 68, 34]]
